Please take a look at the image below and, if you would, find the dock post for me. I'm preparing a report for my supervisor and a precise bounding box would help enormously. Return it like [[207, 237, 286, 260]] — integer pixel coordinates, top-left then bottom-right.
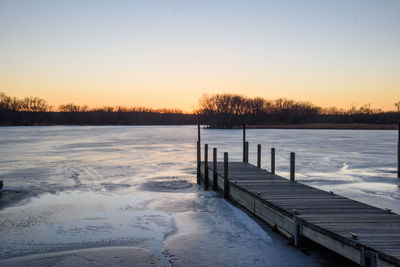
[[197, 141, 201, 185], [224, 152, 229, 199], [361, 248, 377, 267], [271, 148, 275, 174], [197, 115, 201, 185], [204, 144, 209, 190], [290, 152, 295, 181], [245, 142, 249, 163], [293, 217, 303, 247], [398, 123, 399, 178], [213, 147, 217, 190], [257, 144, 261, 168], [242, 123, 246, 162], [197, 115, 201, 144]]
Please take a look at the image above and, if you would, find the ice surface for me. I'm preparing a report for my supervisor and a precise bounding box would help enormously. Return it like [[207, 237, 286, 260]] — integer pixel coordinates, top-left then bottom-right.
[[0, 126, 398, 266]]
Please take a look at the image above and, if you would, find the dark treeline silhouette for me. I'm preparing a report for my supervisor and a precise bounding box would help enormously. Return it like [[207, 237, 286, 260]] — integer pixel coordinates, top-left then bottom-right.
[[1, 92, 399, 127], [0, 92, 194, 125], [197, 94, 400, 128], [0, 111, 194, 125]]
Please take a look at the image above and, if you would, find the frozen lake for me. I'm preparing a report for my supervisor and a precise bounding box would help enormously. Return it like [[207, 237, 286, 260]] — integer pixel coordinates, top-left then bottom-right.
[[0, 126, 398, 266]]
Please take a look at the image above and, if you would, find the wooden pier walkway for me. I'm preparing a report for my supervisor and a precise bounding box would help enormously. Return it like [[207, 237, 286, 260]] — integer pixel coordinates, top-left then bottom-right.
[[200, 161, 400, 267]]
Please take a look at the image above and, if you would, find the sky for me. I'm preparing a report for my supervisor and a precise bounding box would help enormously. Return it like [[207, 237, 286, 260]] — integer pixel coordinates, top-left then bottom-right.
[[0, 0, 399, 112]]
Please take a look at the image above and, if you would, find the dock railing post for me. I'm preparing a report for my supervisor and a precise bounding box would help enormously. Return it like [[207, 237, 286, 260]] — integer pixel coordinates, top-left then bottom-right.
[[197, 141, 200, 185], [245, 142, 249, 163], [242, 123, 246, 162], [213, 147, 217, 190], [197, 115, 201, 144], [271, 148, 275, 174], [197, 115, 201, 185], [398, 123, 399, 178], [204, 144, 209, 190], [224, 152, 229, 199], [290, 152, 295, 181], [257, 144, 261, 168]]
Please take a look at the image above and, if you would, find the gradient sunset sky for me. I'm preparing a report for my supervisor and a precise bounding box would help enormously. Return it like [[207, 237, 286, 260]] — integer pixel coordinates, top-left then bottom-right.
[[0, 0, 399, 111]]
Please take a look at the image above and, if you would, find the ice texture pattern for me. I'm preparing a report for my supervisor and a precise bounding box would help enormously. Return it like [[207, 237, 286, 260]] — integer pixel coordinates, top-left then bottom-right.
[[0, 126, 398, 266]]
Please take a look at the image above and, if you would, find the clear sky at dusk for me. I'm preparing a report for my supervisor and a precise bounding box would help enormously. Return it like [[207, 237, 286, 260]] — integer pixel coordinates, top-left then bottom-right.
[[0, 0, 399, 111]]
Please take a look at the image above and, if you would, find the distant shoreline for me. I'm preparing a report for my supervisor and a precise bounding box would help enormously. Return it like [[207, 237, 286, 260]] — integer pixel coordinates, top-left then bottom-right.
[[1, 123, 397, 130], [233, 123, 398, 130]]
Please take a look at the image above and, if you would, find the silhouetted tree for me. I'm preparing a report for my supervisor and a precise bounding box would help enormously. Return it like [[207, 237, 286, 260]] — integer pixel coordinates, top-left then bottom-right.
[[19, 97, 50, 112], [198, 94, 320, 127], [59, 103, 88, 112], [395, 101, 400, 112]]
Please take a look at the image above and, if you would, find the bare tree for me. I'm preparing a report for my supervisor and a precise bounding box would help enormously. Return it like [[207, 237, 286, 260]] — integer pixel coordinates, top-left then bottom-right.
[[0, 92, 21, 111], [20, 97, 49, 112], [197, 93, 321, 127], [59, 103, 87, 112], [395, 101, 400, 112]]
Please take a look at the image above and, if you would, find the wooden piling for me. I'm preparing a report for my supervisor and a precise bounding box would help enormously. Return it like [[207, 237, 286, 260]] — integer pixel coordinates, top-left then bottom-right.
[[245, 142, 249, 163], [197, 115, 201, 185], [196, 141, 200, 185], [257, 144, 261, 168], [204, 144, 209, 190], [213, 147, 217, 190], [242, 123, 246, 162], [398, 123, 399, 178], [197, 115, 201, 143], [293, 217, 303, 247], [271, 148, 275, 174], [290, 152, 295, 181], [224, 152, 229, 199]]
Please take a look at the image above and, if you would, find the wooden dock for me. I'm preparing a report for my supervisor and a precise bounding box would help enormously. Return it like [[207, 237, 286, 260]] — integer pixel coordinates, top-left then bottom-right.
[[199, 161, 400, 267]]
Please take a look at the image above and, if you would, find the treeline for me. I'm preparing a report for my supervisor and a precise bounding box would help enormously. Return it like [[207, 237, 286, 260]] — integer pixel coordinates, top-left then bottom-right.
[[0, 111, 194, 125], [0, 92, 193, 125], [1, 92, 399, 127], [58, 103, 184, 114], [197, 94, 400, 128], [0, 92, 50, 112], [0, 92, 183, 114]]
